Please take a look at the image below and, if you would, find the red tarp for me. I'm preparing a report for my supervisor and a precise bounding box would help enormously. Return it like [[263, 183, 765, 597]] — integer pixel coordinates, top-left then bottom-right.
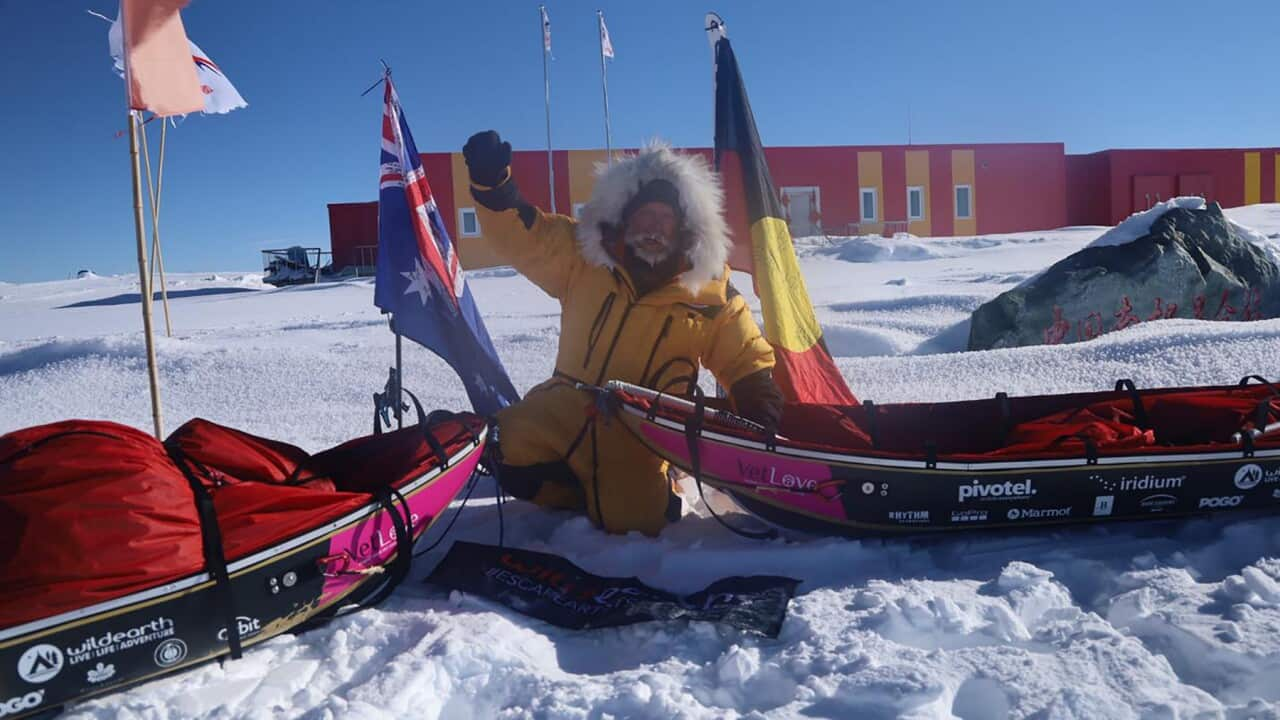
[[624, 383, 1280, 460], [0, 417, 478, 629]]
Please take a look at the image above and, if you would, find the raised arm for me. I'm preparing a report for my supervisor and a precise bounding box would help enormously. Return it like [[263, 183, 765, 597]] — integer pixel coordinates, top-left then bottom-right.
[[463, 131, 580, 300]]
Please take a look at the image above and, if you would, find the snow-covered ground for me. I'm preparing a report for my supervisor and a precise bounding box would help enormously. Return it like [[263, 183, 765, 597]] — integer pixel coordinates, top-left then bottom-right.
[[4, 206, 1280, 719]]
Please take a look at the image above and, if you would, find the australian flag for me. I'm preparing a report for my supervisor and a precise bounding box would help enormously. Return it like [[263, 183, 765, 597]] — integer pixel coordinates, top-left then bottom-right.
[[374, 78, 519, 416]]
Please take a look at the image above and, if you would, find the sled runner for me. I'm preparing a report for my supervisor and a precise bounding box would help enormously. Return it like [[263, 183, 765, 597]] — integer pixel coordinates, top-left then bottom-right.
[[605, 377, 1280, 537], [0, 410, 487, 718]]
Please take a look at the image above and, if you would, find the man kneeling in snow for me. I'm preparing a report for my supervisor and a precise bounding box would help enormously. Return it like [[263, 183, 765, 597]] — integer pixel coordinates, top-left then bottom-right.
[[463, 131, 783, 535]]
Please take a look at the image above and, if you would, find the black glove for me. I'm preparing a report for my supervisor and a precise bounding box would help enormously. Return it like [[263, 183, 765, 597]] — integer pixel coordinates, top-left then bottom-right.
[[462, 130, 512, 188], [730, 369, 784, 434]]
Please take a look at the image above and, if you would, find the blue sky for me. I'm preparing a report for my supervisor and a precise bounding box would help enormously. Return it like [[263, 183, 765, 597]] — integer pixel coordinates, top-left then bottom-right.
[[1, 0, 1276, 282]]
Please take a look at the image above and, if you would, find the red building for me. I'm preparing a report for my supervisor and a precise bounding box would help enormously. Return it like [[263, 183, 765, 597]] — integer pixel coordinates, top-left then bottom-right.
[[329, 144, 1280, 272], [1067, 148, 1278, 226]]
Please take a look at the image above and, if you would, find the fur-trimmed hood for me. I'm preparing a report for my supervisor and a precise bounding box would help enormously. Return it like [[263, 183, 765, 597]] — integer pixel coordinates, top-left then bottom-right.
[[576, 141, 731, 293]]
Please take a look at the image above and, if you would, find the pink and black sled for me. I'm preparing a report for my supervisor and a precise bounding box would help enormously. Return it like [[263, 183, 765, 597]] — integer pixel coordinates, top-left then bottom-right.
[[605, 376, 1280, 536], [0, 408, 487, 718]]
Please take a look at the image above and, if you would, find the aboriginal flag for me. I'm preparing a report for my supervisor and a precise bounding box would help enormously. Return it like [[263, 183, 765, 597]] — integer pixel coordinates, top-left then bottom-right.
[[712, 36, 857, 405]]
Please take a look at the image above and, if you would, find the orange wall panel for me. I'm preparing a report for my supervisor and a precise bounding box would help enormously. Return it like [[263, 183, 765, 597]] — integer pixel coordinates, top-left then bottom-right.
[[905, 150, 931, 236], [1245, 152, 1261, 205], [856, 151, 883, 234], [952, 149, 976, 235]]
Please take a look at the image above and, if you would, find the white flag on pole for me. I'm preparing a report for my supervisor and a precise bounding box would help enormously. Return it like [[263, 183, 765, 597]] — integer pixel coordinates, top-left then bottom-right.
[[600, 13, 614, 58], [106, 10, 246, 115], [541, 6, 551, 53], [188, 40, 247, 114]]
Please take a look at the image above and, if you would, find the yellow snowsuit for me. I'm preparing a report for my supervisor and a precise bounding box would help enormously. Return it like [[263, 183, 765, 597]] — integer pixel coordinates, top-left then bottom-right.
[[476, 202, 775, 535]]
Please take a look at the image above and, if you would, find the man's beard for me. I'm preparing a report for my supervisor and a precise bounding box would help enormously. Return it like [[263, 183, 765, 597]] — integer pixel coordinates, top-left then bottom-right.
[[625, 232, 673, 267]]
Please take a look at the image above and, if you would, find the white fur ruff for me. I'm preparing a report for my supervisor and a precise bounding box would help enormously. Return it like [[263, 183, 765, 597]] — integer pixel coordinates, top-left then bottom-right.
[[576, 141, 731, 292]]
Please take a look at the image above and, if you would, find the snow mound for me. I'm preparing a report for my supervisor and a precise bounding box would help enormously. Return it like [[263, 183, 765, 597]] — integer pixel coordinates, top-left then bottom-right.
[[818, 234, 948, 263], [1087, 196, 1208, 249], [1228, 217, 1280, 267], [1083, 197, 1280, 266]]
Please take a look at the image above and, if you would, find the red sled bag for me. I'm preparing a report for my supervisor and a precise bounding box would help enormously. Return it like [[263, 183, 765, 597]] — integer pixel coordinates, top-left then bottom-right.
[[0, 421, 206, 627]]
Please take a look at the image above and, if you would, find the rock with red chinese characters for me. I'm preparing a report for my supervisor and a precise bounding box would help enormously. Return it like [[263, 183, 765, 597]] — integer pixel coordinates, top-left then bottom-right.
[[968, 202, 1280, 350]]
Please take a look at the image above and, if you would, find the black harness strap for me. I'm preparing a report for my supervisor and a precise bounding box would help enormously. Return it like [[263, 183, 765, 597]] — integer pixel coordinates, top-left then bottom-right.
[[995, 392, 1012, 446], [1048, 433, 1099, 464], [862, 400, 880, 449], [590, 414, 605, 531], [1114, 379, 1149, 429], [354, 487, 415, 609], [684, 386, 777, 541], [1236, 375, 1280, 432], [401, 388, 449, 468], [165, 443, 243, 660]]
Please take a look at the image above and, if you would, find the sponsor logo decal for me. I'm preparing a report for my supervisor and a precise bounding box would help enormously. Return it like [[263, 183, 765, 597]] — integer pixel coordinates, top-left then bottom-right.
[[153, 639, 188, 669], [86, 662, 115, 684], [0, 691, 44, 718], [861, 482, 875, 495], [736, 461, 818, 492], [17, 644, 62, 684], [1198, 495, 1243, 509], [66, 617, 175, 666], [959, 479, 1035, 503], [1093, 496, 1115, 516], [1235, 464, 1263, 491], [1095, 473, 1184, 493], [1139, 494, 1177, 512], [1006, 507, 1071, 521], [950, 509, 989, 523], [217, 616, 262, 642], [887, 510, 929, 524]]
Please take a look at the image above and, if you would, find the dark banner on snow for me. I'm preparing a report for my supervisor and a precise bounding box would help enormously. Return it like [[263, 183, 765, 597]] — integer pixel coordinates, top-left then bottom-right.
[[427, 541, 799, 637]]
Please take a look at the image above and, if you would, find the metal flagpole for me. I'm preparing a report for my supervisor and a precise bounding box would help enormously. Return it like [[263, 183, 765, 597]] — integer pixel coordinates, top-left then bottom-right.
[[598, 11, 612, 167], [377, 66, 404, 431], [128, 111, 165, 439], [394, 323, 404, 429], [541, 5, 556, 212]]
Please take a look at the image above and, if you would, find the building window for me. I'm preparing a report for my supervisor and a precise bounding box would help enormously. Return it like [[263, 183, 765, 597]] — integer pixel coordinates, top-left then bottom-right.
[[907, 186, 925, 221], [572, 202, 586, 219], [459, 207, 480, 237], [860, 188, 878, 222], [954, 185, 973, 219]]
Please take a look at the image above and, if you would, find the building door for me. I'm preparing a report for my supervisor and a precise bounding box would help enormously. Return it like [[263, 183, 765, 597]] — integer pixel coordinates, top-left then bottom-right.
[[1132, 175, 1176, 213], [781, 186, 820, 236], [1178, 174, 1214, 202]]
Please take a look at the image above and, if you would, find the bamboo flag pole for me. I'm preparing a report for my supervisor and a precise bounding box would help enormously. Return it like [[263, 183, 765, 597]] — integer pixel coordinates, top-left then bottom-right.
[[128, 111, 165, 439], [140, 119, 174, 337]]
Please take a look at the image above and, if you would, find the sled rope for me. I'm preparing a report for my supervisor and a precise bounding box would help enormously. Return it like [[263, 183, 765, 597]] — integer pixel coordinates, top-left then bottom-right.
[[685, 385, 778, 541], [496, 477, 507, 548], [317, 552, 387, 577], [586, 391, 617, 533], [413, 469, 483, 559]]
